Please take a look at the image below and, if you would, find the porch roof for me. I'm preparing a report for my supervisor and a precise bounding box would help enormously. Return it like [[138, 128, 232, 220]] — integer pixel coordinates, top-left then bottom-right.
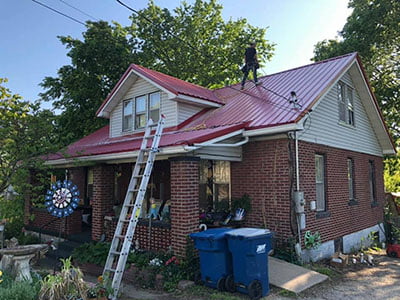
[[45, 122, 247, 161]]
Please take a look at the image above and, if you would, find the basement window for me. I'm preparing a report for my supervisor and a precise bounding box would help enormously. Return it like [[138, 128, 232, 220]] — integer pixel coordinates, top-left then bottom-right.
[[337, 81, 355, 126]]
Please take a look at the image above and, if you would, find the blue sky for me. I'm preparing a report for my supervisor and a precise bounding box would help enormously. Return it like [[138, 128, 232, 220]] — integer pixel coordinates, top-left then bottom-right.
[[1, 0, 351, 106]]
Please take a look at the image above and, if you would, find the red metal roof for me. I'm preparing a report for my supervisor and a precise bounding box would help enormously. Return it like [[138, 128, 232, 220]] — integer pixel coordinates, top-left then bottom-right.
[[49, 53, 367, 162]]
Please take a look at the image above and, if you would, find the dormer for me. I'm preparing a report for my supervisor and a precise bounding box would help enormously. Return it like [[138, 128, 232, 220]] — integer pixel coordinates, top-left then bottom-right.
[[96, 64, 223, 138]]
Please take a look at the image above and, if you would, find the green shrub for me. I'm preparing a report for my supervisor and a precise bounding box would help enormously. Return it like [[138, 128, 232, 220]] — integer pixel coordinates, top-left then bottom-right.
[[0, 271, 40, 300], [71, 242, 111, 265]]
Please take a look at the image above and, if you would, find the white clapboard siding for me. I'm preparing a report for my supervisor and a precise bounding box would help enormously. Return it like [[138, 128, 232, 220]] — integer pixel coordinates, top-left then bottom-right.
[[109, 77, 177, 138], [299, 71, 383, 157], [178, 102, 203, 124]]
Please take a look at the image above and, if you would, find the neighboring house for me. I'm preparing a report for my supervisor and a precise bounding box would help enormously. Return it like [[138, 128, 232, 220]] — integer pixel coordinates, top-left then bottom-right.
[[25, 53, 395, 259]]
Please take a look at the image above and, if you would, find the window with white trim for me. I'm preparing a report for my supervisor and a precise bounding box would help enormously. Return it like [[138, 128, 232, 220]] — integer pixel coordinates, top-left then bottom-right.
[[337, 81, 354, 126], [122, 91, 161, 131], [369, 160, 377, 204], [149, 92, 160, 123], [347, 158, 355, 201], [315, 154, 326, 211], [135, 95, 146, 129], [122, 100, 133, 131]]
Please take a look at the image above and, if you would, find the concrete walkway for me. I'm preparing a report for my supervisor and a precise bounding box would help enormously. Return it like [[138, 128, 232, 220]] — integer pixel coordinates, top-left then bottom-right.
[[268, 257, 328, 293]]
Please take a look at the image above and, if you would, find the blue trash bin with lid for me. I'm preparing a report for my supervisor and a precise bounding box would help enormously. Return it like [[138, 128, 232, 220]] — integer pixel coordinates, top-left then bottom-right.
[[226, 228, 272, 300], [190, 228, 233, 291]]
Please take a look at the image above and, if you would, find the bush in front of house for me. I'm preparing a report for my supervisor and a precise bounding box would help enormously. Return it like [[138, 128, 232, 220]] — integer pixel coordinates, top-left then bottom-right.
[[71, 239, 200, 292], [0, 270, 41, 300]]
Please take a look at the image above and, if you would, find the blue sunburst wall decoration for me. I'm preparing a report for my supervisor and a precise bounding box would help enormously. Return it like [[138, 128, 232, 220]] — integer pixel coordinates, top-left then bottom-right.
[[44, 180, 80, 218]]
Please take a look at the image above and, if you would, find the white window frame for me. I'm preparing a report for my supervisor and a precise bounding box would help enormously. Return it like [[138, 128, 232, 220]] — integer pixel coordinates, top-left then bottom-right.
[[122, 99, 133, 131], [347, 158, 355, 201], [135, 95, 147, 129], [337, 81, 355, 126], [122, 91, 161, 132], [315, 154, 326, 212]]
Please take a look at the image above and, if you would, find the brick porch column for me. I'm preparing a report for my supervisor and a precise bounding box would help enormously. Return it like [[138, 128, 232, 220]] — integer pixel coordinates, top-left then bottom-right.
[[92, 164, 114, 241], [169, 157, 200, 257], [69, 167, 86, 204]]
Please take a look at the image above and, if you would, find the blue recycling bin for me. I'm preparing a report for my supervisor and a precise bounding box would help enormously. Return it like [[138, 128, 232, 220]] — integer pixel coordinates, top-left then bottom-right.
[[226, 228, 272, 300], [190, 228, 233, 291]]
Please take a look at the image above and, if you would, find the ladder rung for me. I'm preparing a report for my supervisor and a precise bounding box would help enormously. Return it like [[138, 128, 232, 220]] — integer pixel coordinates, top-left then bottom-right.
[[132, 175, 143, 178], [120, 219, 130, 223], [115, 234, 125, 239], [110, 250, 121, 256], [105, 268, 116, 273], [148, 122, 158, 127], [145, 135, 155, 139]]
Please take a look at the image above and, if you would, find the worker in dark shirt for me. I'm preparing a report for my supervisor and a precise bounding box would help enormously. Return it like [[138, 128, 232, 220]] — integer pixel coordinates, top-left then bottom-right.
[[241, 42, 260, 89]]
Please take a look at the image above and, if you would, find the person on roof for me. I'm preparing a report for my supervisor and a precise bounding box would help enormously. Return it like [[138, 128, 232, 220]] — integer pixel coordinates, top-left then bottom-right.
[[241, 42, 260, 89]]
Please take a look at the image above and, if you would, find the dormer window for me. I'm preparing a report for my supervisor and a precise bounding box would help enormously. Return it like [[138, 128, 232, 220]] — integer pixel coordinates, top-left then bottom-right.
[[123, 100, 133, 131], [135, 95, 146, 129], [122, 91, 161, 132], [337, 81, 355, 126]]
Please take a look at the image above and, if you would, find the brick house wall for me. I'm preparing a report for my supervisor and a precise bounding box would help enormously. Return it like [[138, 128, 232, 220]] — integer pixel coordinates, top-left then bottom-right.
[[104, 219, 171, 252], [232, 138, 385, 247], [69, 167, 86, 206], [29, 208, 82, 235], [298, 140, 384, 244], [170, 157, 200, 257], [231, 139, 293, 239], [92, 164, 115, 241]]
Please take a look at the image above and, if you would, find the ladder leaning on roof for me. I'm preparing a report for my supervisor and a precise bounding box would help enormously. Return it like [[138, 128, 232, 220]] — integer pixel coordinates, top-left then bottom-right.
[[103, 115, 166, 300]]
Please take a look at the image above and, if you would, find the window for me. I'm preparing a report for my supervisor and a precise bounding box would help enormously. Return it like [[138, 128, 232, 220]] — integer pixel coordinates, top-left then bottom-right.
[[369, 160, 377, 204], [149, 92, 160, 122], [337, 81, 355, 126], [135, 95, 146, 129], [199, 160, 231, 211], [315, 154, 326, 211], [122, 92, 161, 131], [347, 158, 355, 201], [122, 100, 133, 131]]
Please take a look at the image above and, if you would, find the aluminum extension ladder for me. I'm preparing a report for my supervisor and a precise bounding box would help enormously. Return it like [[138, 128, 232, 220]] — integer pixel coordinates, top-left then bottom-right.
[[103, 115, 166, 300]]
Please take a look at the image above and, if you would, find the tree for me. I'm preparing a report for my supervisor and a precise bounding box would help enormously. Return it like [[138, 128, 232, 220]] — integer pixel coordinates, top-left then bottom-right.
[[0, 78, 58, 193], [312, 0, 400, 191], [129, 0, 274, 88], [40, 21, 137, 144], [41, 1, 274, 144], [0, 79, 59, 237]]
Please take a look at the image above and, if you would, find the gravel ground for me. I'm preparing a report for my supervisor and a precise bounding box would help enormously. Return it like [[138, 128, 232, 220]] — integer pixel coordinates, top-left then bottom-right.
[[267, 253, 400, 300]]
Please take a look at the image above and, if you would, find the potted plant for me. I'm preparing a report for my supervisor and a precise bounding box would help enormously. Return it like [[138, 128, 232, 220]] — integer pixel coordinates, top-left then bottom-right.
[[304, 230, 322, 262]]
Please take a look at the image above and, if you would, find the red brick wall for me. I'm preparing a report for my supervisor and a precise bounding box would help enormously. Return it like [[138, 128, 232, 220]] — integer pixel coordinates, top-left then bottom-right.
[[231, 139, 293, 239], [231, 139, 384, 246], [170, 157, 200, 257], [104, 219, 171, 252], [29, 208, 82, 235], [69, 167, 86, 206], [92, 164, 115, 241], [298, 140, 384, 244]]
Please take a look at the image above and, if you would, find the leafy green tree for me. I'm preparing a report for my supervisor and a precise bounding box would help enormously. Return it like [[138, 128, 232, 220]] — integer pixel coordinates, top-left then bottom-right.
[[129, 0, 274, 88], [0, 79, 59, 237], [312, 0, 400, 191], [40, 21, 137, 144]]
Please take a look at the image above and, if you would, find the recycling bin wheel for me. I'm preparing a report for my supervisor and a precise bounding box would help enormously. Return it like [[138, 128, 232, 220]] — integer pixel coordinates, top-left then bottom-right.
[[225, 274, 236, 293], [388, 251, 398, 258], [248, 279, 263, 300], [217, 277, 226, 292]]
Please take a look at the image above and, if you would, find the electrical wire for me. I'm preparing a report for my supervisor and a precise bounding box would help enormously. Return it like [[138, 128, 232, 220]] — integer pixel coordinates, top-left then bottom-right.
[[32, 0, 86, 26], [115, 0, 298, 110], [58, 0, 99, 21]]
